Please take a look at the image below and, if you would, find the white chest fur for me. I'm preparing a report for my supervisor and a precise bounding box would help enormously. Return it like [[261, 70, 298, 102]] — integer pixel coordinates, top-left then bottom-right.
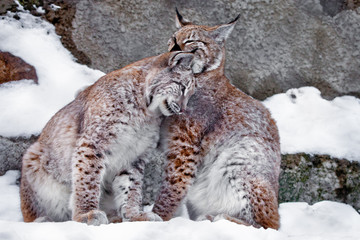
[[103, 119, 161, 181]]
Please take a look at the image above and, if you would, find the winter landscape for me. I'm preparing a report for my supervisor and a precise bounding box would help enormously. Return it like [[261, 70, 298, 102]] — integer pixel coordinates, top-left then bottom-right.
[[0, 5, 360, 240]]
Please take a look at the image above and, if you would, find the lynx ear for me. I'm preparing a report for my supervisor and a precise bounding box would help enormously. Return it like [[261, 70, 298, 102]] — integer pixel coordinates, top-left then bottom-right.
[[175, 8, 192, 28], [209, 14, 240, 45], [169, 52, 194, 71]]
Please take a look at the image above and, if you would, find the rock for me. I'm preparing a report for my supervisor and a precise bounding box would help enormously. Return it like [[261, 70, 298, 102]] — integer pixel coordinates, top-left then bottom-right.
[[0, 51, 38, 84], [42, 0, 91, 66], [142, 149, 165, 206], [229, 0, 360, 100], [280, 153, 360, 211], [0, 135, 37, 176], [346, 0, 360, 10], [28, 0, 360, 100], [0, 0, 17, 15], [319, 0, 346, 17]]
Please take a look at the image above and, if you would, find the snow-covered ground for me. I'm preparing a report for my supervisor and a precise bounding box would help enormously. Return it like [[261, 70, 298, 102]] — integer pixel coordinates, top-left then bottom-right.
[[0, 8, 360, 240], [1, 170, 359, 240]]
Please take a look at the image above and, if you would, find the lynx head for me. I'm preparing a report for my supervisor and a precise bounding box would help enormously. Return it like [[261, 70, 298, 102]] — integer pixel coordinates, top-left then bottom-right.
[[146, 51, 196, 116], [168, 9, 239, 74]]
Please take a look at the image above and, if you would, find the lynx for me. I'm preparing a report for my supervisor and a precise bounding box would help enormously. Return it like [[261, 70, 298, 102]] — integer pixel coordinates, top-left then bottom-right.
[[20, 51, 197, 225], [152, 10, 281, 229]]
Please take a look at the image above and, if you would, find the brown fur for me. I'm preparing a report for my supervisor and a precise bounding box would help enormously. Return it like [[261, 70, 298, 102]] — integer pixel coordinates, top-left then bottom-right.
[[152, 12, 281, 229]]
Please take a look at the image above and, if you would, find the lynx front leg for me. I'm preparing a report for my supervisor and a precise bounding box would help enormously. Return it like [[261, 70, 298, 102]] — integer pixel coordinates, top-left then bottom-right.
[[71, 140, 108, 225], [112, 159, 162, 222], [152, 117, 202, 220]]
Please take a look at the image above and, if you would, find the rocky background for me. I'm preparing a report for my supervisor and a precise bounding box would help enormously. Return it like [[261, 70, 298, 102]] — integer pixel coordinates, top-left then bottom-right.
[[0, 0, 359, 211]]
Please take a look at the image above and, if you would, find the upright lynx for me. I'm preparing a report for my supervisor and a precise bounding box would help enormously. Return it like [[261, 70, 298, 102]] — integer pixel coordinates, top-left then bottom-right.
[[152, 11, 281, 229], [20, 51, 196, 225]]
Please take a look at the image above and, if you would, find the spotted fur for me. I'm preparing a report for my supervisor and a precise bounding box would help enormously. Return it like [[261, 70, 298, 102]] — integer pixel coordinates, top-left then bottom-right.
[[20, 51, 196, 225], [152, 11, 281, 229]]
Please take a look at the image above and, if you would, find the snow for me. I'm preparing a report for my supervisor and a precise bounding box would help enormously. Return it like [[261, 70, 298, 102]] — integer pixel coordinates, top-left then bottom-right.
[[0, 170, 359, 240], [50, 4, 61, 11], [0, 11, 104, 137], [263, 87, 360, 161]]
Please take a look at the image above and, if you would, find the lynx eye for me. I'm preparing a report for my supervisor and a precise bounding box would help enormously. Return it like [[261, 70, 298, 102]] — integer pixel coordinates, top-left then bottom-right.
[[181, 85, 186, 95], [176, 82, 186, 95], [184, 40, 196, 45]]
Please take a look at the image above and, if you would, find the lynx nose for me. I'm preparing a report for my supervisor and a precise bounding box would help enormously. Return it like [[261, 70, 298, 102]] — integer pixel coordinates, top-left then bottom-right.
[[179, 102, 186, 113], [168, 101, 181, 114], [179, 95, 190, 113]]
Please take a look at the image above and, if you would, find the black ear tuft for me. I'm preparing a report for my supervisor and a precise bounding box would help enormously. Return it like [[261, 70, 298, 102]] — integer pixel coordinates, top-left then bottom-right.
[[175, 8, 192, 28], [228, 14, 240, 25], [175, 8, 182, 22]]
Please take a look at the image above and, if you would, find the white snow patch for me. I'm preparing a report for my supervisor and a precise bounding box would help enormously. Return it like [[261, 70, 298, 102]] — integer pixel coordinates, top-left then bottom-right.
[[50, 4, 61, 11], [263, 87, 360, 161], [0, 171, 359, 240], [0, 171, 22, 222], [35, 6, 45, 14], [14, 0, 25, 12], [0, 11, 104, 137], [279, 201, 360, 239]]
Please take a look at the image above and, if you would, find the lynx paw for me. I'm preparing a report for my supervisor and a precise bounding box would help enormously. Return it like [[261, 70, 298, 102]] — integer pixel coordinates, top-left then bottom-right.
[[109, 216, 123, 223], [74, 210, 109, 226], [124, 212, 163, 222]]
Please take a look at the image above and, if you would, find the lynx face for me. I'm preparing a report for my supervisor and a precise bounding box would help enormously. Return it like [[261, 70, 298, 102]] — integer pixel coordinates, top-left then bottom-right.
[[167, 10, 239, 73], [146, 52, 196, 116]]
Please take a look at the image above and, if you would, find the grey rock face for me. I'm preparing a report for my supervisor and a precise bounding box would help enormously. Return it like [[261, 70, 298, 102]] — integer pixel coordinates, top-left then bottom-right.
[[0, 0, 17, 15], [280, 153, 360, 211], [69, 0, 360, 100], [0, 135, 37, 176], [229, 0, 360, 100], [142, 149, 165, 206]]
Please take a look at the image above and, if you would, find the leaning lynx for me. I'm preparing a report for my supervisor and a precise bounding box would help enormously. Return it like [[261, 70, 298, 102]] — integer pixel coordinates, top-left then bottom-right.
[[152, 11, 281, 229], [20, 51, 196, 225]]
